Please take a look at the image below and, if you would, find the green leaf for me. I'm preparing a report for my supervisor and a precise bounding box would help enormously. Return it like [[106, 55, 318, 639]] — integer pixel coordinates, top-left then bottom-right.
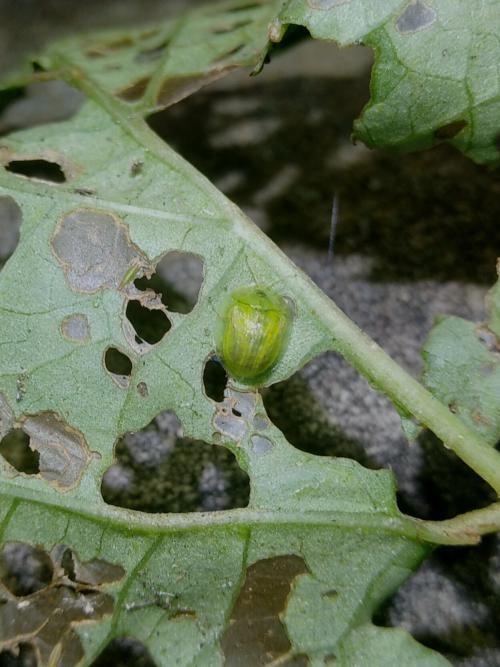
[[1, 497, 450, 666], [4, 0, 281, 107], [270, 0, 500, 166], [0, 1, 477, 664], [422, 265, 500, 446]]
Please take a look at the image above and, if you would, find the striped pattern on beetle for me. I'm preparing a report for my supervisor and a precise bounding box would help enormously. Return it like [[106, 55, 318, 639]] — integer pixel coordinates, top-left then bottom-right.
[[217, 286, 293, 385]]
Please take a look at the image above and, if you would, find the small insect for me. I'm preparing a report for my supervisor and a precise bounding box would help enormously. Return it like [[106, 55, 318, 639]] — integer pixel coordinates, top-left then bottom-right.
[[119, 261, 141, 289], [217, 286, 293, 386]]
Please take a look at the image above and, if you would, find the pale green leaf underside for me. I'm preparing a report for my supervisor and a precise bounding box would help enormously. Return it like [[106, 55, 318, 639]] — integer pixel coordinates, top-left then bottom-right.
[[0, 1, 453, 665], [423, 266, 500, 446], [273, 0, 500, 165], [0, 498, 448, 667]]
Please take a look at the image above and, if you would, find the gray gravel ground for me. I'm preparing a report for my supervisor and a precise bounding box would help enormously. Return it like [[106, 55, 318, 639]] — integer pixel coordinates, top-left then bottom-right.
[[1, 1, 500, 665]]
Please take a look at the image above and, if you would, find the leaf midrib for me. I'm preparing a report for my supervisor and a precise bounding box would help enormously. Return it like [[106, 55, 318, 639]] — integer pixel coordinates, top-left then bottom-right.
[[0, 481, 435, 544]]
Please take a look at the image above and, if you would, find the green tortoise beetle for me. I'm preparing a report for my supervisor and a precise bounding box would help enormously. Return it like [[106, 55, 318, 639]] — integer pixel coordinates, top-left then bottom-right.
[[216, 285, 294, 386]]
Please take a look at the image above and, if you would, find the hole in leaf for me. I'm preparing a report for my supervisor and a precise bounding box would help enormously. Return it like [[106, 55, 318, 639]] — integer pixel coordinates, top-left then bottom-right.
[[104, 347, 133, 388], [262, 372, 372, 465], [0, 542, 53, 596], [0, 196, 22, 264], [0, 543, 124, 664], [0, 428, 39, 475], [134, 251, 204, 314], [0, 87, 25, 117], [1, 412, 92, 491], [203, 357, 228, 402], [371, 549, 498, 660], [0, 82, 84, 137], [101, 411, 249, 512], [5, 159, 66, 183], [125, 300, 171, 345], [0, 643, 38, 667], [91, 637, 158, 667]]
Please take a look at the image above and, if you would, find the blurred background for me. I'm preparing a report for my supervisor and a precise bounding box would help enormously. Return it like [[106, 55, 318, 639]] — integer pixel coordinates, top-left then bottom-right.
[[1, 1, 500, 665]]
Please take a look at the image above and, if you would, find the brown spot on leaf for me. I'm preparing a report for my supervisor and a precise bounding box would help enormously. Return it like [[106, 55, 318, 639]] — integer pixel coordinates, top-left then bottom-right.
[[221, 555, 309, 666], [472, 409, 491, 426], [396, 0, 437, 34], [0, 542, 124, 667], [435, 120, 467, 140], [116, 76, 151, 102], [137, 381, 149, 397], [0, 146, 80, 182], [157, 70, 235, 108], [52, 208, 149, 293], [60, 313, 90, 343], [21, 412, 93, 491], [131, 160, 144, 176], [251, 434, 273, 456]]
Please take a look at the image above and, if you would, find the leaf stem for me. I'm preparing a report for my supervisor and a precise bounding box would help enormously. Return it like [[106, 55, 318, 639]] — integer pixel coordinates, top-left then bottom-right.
[[318, 294, 500, 494], [410, 502, 500, 545], [3, 484, 500, 546]]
